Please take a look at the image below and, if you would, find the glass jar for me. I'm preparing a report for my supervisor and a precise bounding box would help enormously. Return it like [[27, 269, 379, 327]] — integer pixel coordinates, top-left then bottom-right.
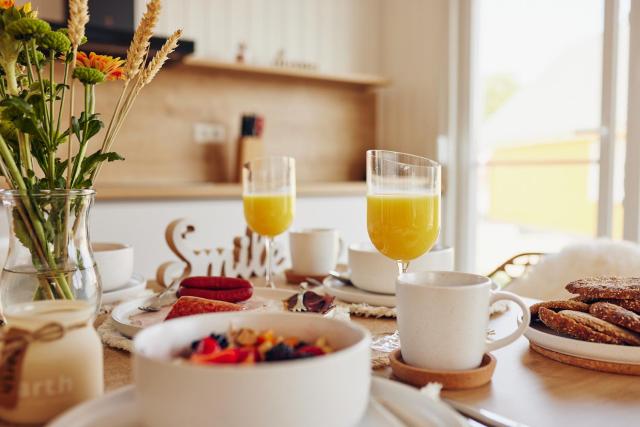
[[0, 300, 103, 424], [0, 190, 102, 313]]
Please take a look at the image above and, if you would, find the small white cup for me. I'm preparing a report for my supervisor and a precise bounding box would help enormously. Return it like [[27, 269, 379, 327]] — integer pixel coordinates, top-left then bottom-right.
[[348, 243, 454, 295], [289, 229, 343, 276], [397, 271, 530, 371], [92, 242, 134, 292]]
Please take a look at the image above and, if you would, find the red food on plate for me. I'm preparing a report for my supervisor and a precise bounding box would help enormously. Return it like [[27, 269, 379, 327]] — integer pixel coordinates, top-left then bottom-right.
[[178, 276, 253, 303], [164, 296, 242, 321]]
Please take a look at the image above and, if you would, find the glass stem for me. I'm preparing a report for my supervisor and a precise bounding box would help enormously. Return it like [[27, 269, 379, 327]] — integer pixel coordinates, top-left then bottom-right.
[[265, 236, 275, 288], [397, 261, 409, 275]]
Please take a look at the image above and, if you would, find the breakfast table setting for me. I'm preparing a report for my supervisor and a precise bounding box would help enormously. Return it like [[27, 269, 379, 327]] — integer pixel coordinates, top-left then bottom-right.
[[93, 277, 640, 427], [0, 1, 639, 426]]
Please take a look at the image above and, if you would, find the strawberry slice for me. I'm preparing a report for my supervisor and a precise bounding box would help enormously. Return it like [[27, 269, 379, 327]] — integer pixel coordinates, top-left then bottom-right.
[[191, 348, 255, 365], [164, 296, 242, 321], [193, 337, 220, 355], [295, 345, 325, 358], [178, 286, 253, 303]]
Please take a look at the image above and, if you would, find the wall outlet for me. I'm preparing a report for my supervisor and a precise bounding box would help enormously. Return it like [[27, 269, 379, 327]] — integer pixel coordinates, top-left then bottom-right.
[[193, 122, 226, 144]]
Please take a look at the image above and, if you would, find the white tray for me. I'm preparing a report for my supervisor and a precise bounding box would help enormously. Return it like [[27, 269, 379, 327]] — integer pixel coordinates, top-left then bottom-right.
[[48, 377, 466, 427], [525, 321, 640, 365], [111, 287, 345, 338]]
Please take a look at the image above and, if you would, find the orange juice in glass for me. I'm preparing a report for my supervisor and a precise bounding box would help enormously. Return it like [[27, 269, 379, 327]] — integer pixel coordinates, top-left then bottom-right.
[[367, 193, 440, 262], [366, 150, 441, 275], [242, 157, 296, 288], [243, 193, 295, 237]]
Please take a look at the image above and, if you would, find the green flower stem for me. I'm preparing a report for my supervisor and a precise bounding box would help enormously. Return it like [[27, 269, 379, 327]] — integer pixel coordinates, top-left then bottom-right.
[[47, 51, 55, 184], [0, 134, 74, 299], [21, 42, 34, 85], [55, 61, 69, 137], [71, 83, 93, 186], [29, 40, 50, 136], [13, 202, 57, 300], [16, 133, 33, 180], [4, 61, 19, 96]]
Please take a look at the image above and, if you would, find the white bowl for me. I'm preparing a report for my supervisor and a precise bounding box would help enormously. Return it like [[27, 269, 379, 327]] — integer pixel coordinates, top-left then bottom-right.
[[348, 243, 454, 294], [133, 312, 371, 427], [92, 242, 134, 292]]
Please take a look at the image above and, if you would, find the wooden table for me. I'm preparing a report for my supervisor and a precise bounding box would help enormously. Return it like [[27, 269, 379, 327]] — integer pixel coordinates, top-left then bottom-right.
[[101, 283, 640, 427]]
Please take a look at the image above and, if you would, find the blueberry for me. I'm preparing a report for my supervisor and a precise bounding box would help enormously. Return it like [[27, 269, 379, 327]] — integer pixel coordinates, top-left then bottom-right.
[[265, 343, 295, 361], [210, 333, 229, 349]]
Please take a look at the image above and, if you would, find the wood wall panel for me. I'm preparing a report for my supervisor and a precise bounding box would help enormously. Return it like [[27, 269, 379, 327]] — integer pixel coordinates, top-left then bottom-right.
[[377, 0, 449, 159], [89, 64, 375, 185]]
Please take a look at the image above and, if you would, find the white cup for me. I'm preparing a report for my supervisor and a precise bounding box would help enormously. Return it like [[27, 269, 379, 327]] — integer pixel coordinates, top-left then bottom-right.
[[289, 229, 343, 276], [348, 243, 454, 295], [397, 271, 530, 371], [92, 242, 134, 292]]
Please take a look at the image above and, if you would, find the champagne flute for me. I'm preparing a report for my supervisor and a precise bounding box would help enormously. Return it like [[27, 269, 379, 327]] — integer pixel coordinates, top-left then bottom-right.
[[366, 150, 441, 277], [242, 156, 296, 288], [367, 150, 441, 352]]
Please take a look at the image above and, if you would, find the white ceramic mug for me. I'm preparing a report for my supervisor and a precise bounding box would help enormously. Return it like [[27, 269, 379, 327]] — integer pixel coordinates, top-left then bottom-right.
[[92, 242, 134, 292], [397, 271, 530, 371], [289, 229, 343, 276], [348, 243, 454, 294]]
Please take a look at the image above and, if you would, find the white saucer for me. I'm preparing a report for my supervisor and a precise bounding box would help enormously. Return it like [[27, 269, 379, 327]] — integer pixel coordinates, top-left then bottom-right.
[[323, 277, 396, 307], [48, 377, 466, 427], [111, 287, 341, 338], [101, 274, 147, 305]]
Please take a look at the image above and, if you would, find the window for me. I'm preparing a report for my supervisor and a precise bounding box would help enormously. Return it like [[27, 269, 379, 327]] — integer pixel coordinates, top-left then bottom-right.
[[459, 0, 631, 273]]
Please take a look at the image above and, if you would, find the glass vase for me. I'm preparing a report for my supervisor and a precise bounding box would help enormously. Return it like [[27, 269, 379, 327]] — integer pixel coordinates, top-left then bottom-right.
[[0, 190, 102, 313]]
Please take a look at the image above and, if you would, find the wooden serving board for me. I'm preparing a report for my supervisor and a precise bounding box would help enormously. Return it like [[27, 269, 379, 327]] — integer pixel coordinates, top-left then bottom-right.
[[529, 343, 640, 376]]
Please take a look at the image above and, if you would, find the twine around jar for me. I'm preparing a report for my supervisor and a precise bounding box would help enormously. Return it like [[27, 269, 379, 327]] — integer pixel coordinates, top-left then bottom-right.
[[0, 321, 88, 366]]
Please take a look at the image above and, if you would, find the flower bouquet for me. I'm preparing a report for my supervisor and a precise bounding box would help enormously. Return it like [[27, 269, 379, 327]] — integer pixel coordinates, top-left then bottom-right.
[[0, 0, 181, 310]]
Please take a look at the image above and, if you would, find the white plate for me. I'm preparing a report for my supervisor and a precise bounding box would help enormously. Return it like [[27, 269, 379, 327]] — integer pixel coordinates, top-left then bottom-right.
[[525, 321, 640, 365], [323, 277, 396, 307], [111, 287, 325, 338], [101, 274, 147, 305], [47, 377, 466, 427]]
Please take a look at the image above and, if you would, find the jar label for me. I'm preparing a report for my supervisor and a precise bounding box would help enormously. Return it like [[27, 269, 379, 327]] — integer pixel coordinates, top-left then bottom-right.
[[0, 328, 28, 409]]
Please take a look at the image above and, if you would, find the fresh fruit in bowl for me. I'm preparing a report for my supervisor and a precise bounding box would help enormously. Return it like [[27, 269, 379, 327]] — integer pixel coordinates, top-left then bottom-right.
[[183, 327, 333, 365], [133, 312, 371, 427]]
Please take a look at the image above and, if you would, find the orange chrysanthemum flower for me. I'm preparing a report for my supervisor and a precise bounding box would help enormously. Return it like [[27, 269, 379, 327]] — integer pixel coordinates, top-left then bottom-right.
[[0, 0, 15, 9], [76, 51, 125, 81]]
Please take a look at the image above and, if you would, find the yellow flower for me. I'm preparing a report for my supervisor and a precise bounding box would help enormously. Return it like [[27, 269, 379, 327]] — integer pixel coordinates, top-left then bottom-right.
[[0, 0, 15, 9], [76, 51, 125, 81], [21, 2, 31, 13]]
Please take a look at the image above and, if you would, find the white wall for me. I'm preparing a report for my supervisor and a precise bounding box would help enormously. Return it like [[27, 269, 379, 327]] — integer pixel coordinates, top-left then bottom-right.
[[90, 196, 367, 280], [138, 0, 383, 74]]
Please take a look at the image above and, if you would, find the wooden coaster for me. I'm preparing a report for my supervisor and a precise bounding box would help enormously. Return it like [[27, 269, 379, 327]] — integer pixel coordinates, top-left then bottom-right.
[[389, 349, 496, 390], [529, 343, 640, 376], [284, 269, 327, 284]]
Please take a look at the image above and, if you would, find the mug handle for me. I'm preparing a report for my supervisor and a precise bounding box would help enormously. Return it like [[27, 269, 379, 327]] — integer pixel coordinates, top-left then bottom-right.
[[485, 291, 531, 353]]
